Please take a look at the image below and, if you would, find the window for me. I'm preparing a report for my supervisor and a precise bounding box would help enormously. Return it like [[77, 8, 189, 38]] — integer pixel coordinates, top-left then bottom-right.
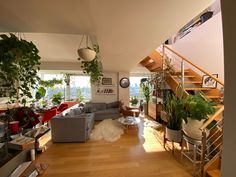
[[38, 73, 91, 102], [70, 76, 91, 101], [129, 76, 147, 100], [39, 73, 64, 100]]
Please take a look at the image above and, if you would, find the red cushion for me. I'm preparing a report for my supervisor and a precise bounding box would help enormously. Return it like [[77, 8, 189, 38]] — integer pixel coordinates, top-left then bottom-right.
[[57, 103, 68, 113], [42, 108, 57, 123]]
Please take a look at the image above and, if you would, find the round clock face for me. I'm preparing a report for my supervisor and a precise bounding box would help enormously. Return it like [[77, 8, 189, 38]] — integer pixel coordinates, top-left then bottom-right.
[[120, 77, 130, 88]]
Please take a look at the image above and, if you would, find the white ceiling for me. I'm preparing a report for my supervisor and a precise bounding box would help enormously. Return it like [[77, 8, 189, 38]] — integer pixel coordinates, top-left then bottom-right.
[[0, 0, 213, 72]]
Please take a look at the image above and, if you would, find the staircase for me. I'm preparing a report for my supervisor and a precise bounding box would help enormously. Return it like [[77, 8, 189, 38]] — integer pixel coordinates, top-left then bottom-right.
[[140, 45, 224, 177]]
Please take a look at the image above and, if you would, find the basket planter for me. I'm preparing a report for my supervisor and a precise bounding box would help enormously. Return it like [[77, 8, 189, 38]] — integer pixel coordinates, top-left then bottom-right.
[[77, 48, 96, 61], [182, 118, 207, 140], [165, 127, 182, 142]]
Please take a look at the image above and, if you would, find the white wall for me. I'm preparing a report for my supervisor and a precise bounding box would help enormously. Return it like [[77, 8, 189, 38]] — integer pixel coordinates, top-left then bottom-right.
[[118, 72, 130, 106], [170, 12, 224, 81], [91, 72, 118, 103]]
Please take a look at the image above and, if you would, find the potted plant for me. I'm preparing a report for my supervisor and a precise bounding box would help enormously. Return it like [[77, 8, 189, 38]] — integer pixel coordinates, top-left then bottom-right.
[[183, 93, 216, 140], [140, 78, 151, 115], [0, 33, 41, 103], [63, 73, 73, 100], [164, 92, 187, 142], [78, 45, 103, 84], [52, 92, 63, 106], [130, 96, 138, 106]]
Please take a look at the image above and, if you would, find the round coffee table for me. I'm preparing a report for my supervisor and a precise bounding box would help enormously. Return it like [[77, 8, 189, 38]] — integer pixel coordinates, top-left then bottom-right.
[[118, 116, 140, 130]]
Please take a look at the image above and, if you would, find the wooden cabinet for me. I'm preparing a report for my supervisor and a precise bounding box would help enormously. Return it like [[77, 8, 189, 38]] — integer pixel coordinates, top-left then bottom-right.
[[148, 102, 163, 121], [148, 103, 157, 120]]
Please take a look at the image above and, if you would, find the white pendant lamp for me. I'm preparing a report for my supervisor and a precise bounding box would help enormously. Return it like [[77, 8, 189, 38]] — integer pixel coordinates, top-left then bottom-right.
[[77, 35, 96, 61]]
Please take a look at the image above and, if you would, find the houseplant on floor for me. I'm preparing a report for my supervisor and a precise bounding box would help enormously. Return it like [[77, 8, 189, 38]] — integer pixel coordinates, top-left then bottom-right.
[[140, 78, 151, 115], [164, 92, 187, 142], [183, 93, 216, 140]]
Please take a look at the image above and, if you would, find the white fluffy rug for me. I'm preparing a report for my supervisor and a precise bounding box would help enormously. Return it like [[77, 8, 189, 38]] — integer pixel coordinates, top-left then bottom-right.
[[90, 119, 124, 142]]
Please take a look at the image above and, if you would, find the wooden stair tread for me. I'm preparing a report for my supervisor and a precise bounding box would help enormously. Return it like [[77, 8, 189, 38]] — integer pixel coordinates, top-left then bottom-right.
[[150, 67, 162, 72], [184, 87, 212, 91], [173, 75, 196, 78], [206, 95, 221, 99], [177, 81, 202, 84], [214, 104, 224, 109], [174, 70, 190, 74], [206, 169, 220, 177]]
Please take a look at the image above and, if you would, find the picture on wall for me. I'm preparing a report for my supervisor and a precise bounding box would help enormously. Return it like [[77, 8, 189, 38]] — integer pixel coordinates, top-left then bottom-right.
[[102, 77, 112, 85], [202, 74, 218, 88]]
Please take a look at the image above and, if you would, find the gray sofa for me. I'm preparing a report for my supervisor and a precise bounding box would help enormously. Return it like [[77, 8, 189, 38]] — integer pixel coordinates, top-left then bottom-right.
[[51, 104, 94, 143], [84, 101, 121, 121]]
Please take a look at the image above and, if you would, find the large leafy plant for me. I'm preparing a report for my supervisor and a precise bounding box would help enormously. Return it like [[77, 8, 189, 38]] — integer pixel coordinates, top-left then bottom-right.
[[140, 78, 151, 104], [0, 33, 41, 103], [185, 94, 216, 121], [78, 45, 103, 84], [164, 92, 187, 130]]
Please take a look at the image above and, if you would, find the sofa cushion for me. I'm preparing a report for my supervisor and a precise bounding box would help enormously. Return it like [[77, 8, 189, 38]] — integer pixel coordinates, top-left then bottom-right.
[[106, 101, 120, 109], [84, 105, 93, 113], [86, 103, 106, 111], [105, 108, 120, 114]]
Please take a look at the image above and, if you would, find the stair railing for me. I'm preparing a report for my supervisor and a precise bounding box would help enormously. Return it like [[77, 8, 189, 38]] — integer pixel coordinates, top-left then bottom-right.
[[163, 45, 224, 86], [162, 45, 224, 177], [200, 105, 224, 177]]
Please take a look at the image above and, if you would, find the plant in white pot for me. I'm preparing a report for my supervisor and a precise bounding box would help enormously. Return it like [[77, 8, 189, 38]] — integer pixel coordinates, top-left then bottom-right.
[[183, 94, 216, 140], [164, 92, 187, 142]]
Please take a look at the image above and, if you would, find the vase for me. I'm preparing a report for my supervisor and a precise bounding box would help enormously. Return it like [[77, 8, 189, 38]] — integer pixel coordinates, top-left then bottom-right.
[[77, 48, 96, 61], [165, 127, 182, 142]]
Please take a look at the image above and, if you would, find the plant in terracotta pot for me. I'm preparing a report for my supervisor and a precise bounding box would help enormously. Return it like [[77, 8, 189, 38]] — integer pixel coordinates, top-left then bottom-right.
[[183, 93, 216, 140], [164, 92, 187, 142]]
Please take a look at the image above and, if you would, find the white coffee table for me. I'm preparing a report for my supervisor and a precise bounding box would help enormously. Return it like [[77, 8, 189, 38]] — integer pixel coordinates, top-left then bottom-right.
[[118, 116, 140, 130]]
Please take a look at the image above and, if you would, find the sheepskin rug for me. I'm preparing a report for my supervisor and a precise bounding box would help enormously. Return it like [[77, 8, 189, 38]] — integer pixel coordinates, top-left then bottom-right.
[[90, 119, 124, 142]]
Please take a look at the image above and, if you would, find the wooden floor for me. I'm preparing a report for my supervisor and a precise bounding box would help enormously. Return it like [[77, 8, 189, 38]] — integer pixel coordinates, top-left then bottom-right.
[[36, 116, 192, 177]]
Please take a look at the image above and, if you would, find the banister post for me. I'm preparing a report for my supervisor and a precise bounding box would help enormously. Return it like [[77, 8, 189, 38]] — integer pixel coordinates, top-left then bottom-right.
[[201, 130, 207, 177], [181, 59, 185, 93]]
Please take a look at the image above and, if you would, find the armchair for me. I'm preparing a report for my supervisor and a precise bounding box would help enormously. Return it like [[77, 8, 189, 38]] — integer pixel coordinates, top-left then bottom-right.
[[120, 106, 140, 117]]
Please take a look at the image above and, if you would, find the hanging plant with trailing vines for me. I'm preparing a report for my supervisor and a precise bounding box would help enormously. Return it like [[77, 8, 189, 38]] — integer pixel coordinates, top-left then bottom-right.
[[0, 33, 41, 103], [78, 45, 103, 84]]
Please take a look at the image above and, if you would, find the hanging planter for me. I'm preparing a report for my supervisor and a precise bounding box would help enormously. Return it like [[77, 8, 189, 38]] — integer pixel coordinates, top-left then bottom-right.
[[77, 48, 96, 61], [77, 35, 97, 61]]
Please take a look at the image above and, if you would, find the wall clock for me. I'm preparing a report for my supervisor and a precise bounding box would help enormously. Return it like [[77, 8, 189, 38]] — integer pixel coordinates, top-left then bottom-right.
[[119, 77, 130, 88]]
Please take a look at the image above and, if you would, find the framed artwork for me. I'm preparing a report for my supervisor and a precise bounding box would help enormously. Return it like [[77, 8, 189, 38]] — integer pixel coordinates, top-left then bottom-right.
[[202, 74, 218, 88], [102, 77, 112, 85], [119, 77, 130, 88]]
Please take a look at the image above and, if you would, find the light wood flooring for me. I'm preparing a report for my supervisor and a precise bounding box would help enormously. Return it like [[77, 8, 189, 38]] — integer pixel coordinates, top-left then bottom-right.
[[36, 117, 192, 177]]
